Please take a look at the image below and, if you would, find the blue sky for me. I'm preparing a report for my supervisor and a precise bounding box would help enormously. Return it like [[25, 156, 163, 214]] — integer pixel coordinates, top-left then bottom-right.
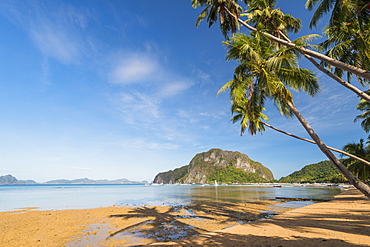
[[0, 0, 367, 183]]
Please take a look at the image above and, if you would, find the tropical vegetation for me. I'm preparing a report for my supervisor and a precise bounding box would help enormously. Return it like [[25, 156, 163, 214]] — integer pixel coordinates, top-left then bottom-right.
[[278, 160, 346, 183], [342, 139, 370, 182], [191, 0, 370, 197], [207, 166, 269, 183]]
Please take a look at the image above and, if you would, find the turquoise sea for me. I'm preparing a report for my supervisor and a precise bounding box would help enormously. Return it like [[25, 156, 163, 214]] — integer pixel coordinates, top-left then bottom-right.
[[0, 184, 343, 212]]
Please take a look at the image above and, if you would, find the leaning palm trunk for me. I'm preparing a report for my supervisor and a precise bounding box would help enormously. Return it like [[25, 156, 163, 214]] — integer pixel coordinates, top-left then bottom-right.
[[278, 32, 370, 103], [302, 54, 370, 103], [286, 101, 370, 198], [223, 7, 370, 82], [261, 122, 370, 167]]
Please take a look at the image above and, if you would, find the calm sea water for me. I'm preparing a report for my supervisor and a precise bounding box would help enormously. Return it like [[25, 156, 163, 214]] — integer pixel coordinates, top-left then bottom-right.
[[0, 184, 342, 212]]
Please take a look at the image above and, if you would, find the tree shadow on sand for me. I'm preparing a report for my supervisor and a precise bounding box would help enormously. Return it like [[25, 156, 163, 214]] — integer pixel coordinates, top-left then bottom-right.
[[107, 201, 278, 244], [182, 200, 276, 225], [156, 192, 370, 247], [169, 232, 368, 247], [107, 205, 214, 242]]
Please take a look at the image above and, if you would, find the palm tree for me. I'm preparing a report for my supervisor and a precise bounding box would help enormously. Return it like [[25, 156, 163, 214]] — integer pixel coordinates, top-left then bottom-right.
[[305, 0, 370, 28], [191, 0, 370, 91], [243, 0, 370, 102], [243, 0, 370, 169], [215, 0, 370, 168], [306, 0, 370, 84], [192, 0, 244, 38], [342, 139, 370, 182], [243, 0, 301, 40], [221, 32, 370, 197], [355, 91, 370, 132], [320, 11, 370, 84]]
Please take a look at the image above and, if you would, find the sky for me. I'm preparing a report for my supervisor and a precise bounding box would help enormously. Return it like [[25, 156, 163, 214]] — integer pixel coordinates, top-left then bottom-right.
[[0, 0, 367, 183]]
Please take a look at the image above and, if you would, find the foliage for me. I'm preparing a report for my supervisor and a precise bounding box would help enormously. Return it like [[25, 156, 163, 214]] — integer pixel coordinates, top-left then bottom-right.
[[278, 160, 347, 183], [192, 0, 244, 38], [342, 139, 370, 182], [243, 0, 301, 40], [220, 32, 319, 135], [355, 91, 370, 133], [207, 165, 269, 183], [306, 0, 370, 84]]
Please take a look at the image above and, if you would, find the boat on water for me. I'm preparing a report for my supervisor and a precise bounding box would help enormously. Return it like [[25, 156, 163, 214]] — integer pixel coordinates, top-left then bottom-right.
[[214, 180, 218, 187]]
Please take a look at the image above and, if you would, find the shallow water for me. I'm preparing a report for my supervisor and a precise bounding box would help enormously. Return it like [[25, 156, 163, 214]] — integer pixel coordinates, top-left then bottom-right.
[[0, 184, 342, 212]]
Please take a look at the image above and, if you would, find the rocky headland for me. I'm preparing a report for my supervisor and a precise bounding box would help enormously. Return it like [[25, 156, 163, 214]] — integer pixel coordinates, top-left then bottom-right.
[[153, 148, 274, 184]]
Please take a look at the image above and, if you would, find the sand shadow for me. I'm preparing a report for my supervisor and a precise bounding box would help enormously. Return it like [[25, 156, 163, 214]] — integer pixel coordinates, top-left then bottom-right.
[[265, 208, 370, 238], [107, 201, 276, 244], [169, 232, 367, 247], [108, 206, 213, 242], [154, 191, 370, 246], [182, 200, 276, 225]]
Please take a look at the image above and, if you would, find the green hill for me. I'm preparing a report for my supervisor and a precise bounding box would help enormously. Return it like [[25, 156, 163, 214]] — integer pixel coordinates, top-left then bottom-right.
[[278, 160, 346, 183]]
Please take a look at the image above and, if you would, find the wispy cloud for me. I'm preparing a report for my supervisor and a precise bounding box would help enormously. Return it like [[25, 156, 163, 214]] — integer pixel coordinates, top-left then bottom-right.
[[69, 167, 92, 171], [118, 139, 180, 150], [0, 0, 88, 64], [31, 24, 81, 64], [107, 49, 195, 135], [112, 91, 161, 125]]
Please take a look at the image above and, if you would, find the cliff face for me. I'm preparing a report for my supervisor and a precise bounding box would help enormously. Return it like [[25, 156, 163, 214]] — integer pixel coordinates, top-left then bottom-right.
[[153, 149, 274, 184], [153, 165, 189, 184]]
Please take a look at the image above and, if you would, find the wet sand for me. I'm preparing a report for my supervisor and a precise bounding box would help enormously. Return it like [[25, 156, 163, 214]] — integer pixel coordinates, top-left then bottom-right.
[[151, 188, 370, 246], [0, 198, 280, 246]]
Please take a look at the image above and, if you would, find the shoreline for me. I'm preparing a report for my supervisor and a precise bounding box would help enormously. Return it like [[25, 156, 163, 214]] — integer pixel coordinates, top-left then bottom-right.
[[0, 183, 344, 213], [151, 188, 370, 246]]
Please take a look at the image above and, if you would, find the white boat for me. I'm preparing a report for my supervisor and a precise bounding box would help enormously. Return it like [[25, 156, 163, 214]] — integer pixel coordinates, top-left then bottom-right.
[[214, 180, 218, 187]]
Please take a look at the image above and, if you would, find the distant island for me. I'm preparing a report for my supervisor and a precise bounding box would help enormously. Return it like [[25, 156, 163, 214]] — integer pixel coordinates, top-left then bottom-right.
[[0, 174, 147, 185], [153, 148, 274, 184], [0, 174, 38, 185]]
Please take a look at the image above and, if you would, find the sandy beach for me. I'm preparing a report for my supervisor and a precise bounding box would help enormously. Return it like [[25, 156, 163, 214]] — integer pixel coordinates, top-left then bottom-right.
[[0, 188, 369, 246]]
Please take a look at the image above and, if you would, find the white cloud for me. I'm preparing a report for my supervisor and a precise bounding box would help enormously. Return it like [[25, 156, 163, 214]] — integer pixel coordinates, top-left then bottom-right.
[[109, 50, 193, 98], [111, 54, 159, 84], [158, 80, 193, 97]]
